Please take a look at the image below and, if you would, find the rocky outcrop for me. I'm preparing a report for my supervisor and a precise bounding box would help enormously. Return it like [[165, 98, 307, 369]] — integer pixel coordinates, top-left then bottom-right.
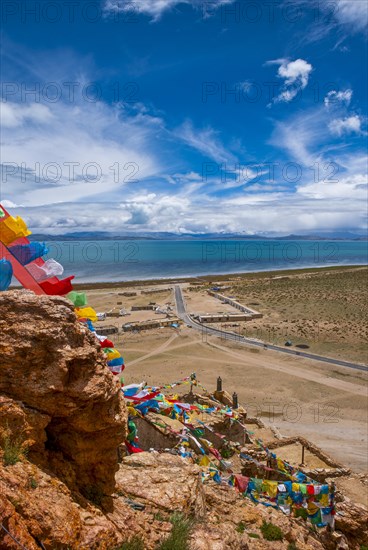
[[0, 460, 121, 549], [199, 482, 327, 550], [0, 290, 126, 495], [0, 290, 161, 550], [334, 500, 368, 547], [116, 452, 328, 550], [116, 452, 207, 517]]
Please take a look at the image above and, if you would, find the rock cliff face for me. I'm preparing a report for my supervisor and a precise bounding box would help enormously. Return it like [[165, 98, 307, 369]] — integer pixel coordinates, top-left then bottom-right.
[[0, 460, 124, 549], [0, 290, 126, 495]]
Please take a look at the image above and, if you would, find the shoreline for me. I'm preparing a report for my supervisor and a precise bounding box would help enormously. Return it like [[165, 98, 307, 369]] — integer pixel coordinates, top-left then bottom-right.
[[70, 264, 367, 290]]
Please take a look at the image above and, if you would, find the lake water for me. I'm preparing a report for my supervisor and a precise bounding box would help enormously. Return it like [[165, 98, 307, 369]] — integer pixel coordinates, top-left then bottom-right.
[[41, 239, 368, 283]]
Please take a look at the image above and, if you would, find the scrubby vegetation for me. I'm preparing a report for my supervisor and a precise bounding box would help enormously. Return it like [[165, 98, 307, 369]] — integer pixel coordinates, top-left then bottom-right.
[[158, 513, 193, 550], [117, 537, 145, 550], [28, 476, 38, 489], [260, 520, 284, 541], [236, 521, 246, 533], [1, 432, 27, 466]]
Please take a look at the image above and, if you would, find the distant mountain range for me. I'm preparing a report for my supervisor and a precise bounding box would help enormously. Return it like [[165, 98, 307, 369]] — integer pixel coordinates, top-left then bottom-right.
[[29, 231, 367, 241]]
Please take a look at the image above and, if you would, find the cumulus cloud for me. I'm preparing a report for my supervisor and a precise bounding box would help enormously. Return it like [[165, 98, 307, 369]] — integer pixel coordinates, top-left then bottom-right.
[[278, 59, 312, 87], [298, 172, 367, 200], [6, 150, 367, 236], [7, 188, 366, 236], [324, 89, 353, 108], [121, 193, 190, 227], [267, 58, 313, 104], [328, 115, 363, 136], [103, 0, 234, 21]]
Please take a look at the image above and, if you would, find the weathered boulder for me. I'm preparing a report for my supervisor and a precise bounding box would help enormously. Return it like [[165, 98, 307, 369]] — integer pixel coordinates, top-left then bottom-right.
[[116, 453, 330, 550], [190, 524, 249, 550], [200, 482, 326, 550], [116, 451, 206, 517], [0, 290, 126, 495], [0, 396, 50, 458], [0, 459, 131, 549], [335, 499, 368, 547], [0, 492, 39, 550]]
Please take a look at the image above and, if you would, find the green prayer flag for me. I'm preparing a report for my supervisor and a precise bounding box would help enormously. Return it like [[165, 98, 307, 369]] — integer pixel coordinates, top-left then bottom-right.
[[67, 291, 88, 307]]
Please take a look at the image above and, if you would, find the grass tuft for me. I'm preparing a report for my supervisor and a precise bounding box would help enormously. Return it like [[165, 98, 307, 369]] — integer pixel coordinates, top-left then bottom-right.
[[157, 513, 193, 550], [117, 536, 145, 550], [28, 477, 38, 489], [1, 432, 27, 466], [260, 520, 283, 541], [236, 521, 246, 533]]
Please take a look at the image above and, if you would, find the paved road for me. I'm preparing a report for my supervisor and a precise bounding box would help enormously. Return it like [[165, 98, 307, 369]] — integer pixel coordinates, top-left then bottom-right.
[[174, 285, 368, 373]]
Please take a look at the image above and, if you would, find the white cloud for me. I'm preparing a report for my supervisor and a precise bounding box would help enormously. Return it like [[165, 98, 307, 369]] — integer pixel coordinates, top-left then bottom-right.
[[0, 102, 53, 128], [286, 1, 367, 39], [4, 152, 367, 236], [328, 115, 363, 136], [174, 120, 237, 164], [298, 172, 367, 200], [5, 196, 360, 236], [270, 106, 367, 170], [103, 0, 234, 21], [167, 171, 202, 183], [290, 0, 368, 46], [278, 59, 312, 88], [0, 200, 24, 209], [9, 148, 367, 235], [1, 39, 366, 237], [267, 59, 313, 104], [268, 109, 367, 229], [164, 171, 207, 195], [121, 193, 190, 227], [1, 99, 165, 206], [324, 89, 353, 108], [333, 0, 368, 33], [269, 109, 326, 166]]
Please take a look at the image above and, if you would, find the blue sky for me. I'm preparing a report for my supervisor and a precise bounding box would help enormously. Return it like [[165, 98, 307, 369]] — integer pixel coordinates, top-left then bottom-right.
[[1, 0, 367, 235]]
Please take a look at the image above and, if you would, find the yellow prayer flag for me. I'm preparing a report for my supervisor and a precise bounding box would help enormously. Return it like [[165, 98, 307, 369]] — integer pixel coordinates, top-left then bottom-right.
[[199, 455, 211, 467]]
